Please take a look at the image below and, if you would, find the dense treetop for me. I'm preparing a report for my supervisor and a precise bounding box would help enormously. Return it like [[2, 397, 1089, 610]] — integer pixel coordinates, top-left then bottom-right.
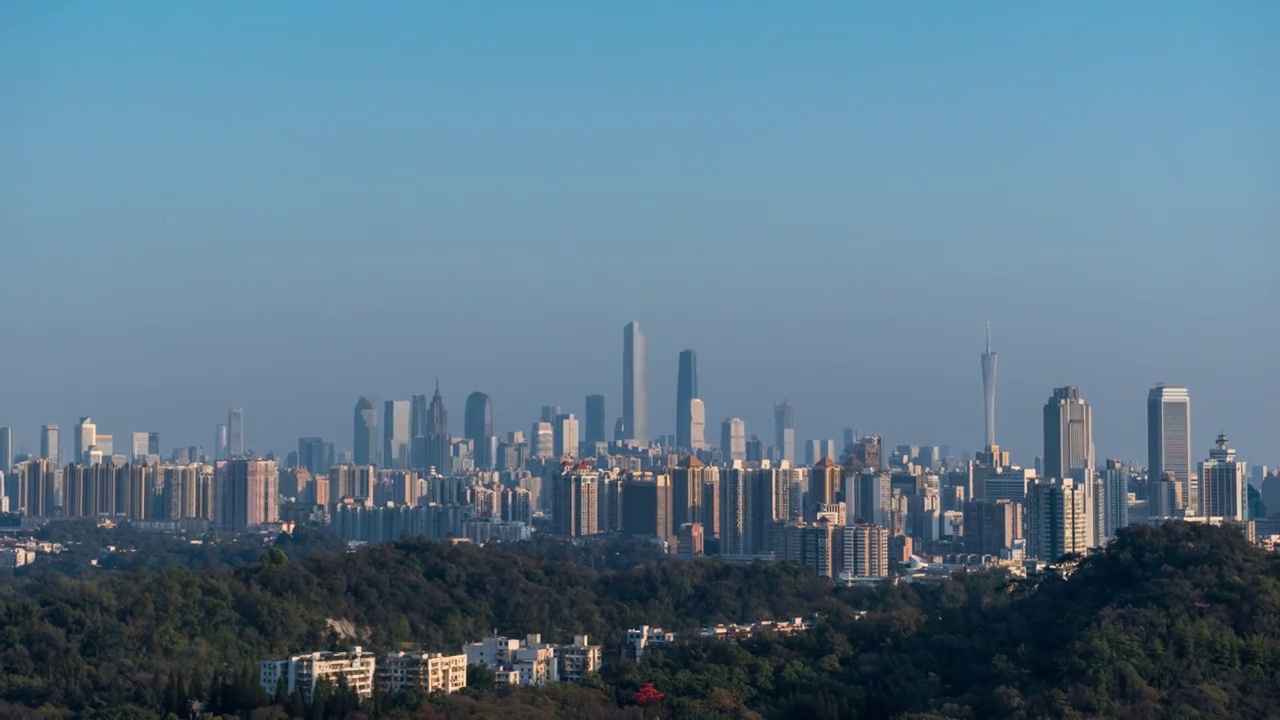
[[0, 522, 1276, 719]]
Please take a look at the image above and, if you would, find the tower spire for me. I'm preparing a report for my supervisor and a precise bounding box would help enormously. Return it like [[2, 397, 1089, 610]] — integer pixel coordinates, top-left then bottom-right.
[[986, 321, 992, 354]]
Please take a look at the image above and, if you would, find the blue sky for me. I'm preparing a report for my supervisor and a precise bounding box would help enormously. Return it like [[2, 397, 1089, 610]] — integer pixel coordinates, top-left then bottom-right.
[[2, 2, 1277, 466]]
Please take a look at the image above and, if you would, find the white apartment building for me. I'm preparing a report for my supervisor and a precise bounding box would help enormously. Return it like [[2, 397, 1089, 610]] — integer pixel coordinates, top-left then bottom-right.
[[376, 652, 468, 695], [464, 633, 601, 687], [623, 626, 676, 662], [260, 647, 376, 700], [555, 635, 602, 683]]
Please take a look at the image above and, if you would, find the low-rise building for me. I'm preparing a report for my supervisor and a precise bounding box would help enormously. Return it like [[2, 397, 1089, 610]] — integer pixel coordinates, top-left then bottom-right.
[[376, 652, 467, 695], [464, 633, 601, 687], [623, 626, 676, 662], [260, 647, 376, 701], [700, 617, 811, 640], [555, 635, 602, 682]]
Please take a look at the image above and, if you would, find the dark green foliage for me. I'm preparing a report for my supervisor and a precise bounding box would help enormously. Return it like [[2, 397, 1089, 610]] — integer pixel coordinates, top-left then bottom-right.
[[1, 522, 1278, 719]]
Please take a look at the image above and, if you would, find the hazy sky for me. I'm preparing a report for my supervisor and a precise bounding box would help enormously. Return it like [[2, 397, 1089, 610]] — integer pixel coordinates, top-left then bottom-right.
[[2, 2, 1277, 466]]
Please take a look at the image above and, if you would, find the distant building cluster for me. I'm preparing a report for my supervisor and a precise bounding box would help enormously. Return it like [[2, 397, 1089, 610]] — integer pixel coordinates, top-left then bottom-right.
[[2, 321, 1275, 575]]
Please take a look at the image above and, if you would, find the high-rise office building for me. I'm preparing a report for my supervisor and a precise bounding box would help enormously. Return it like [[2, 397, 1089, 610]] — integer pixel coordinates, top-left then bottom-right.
[[40, 424, 59, 463], [464, 392, 494, 470], [148, 432, 160, 457], [130, 432, 151, 462], [688, 399, 707, 450], [774, 401, 795, 464], [353, 397, 379, 466], [1044, 386, 1096, 547], [584, 395, 607, 446], [1147, 385, 1193, 512], [553, 414, 579, 459], [720, 418, 746, 462], [1200, 433, 1247, 522], [297, 437, 334, 477], [622, 321, 648, 445], [215, 424, 228, 461], [409, 394, 429, 469], [227, 407, 245, 457], [676, 350, 698, 450], [425, 381, 452, 476], [0, 427, 11, 473], [531, 422, 554, 459], [74, 417, 97, 464], [216, 458, 279, 531], [383, 400, 411, 470], [1027, 477, 1087, 562], [963, 499, 1023, 555], [981, 324, 998, 448], [1043, 386, 1095, 480]]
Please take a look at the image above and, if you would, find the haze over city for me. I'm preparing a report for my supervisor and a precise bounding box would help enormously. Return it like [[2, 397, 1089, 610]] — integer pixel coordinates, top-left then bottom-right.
[[3, 3, 1276, 464]]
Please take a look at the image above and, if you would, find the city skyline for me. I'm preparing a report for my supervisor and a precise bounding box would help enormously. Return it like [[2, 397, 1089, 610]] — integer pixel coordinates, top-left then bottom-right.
[[0, 325, 1272, 473]]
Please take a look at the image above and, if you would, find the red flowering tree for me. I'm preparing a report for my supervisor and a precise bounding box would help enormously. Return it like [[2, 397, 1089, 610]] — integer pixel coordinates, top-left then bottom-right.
[[634, 682, 665, 706]]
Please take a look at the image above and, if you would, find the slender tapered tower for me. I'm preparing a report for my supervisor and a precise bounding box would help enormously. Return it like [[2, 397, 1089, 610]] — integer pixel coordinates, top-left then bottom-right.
[[981, 323, 998, 448]]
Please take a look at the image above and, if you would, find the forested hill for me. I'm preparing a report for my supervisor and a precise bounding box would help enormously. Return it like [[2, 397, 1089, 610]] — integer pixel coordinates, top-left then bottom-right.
[[1, 523, 1278, 719]]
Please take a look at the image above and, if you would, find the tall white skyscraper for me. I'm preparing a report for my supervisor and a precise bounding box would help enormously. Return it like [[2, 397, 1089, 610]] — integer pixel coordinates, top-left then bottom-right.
[[1200, 433, 1247, 522], [215, 424, 228, 461], [553, 414, 580, 459], [131, 432, 151, 462], [622, 321, 648, 445], [1147, 385, 1193, 512], [40, 425, 59, 463], [688, 398, 707, 450], [384, 400, 412, 470], [74, 417, 97, 464], [720, 418, 746, 462]]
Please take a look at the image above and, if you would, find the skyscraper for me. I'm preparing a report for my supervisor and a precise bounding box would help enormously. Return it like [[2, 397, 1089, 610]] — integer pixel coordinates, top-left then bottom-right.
[[553, 414, 580, 459], [40, 425, 59, 463], [131, 432, 151, 462], [353, 396, 379, 466], [383, 400, 411, 470], [463, 392, 494, 470], [1027, 477, 1087, 562], [74, 417, 96, 464], [720, 418, 746, 462], [676, 350, 698, 450], [0, 427, 11, 473], [1043, 386, 1095, 480], [409, 393, 429, 469], [688, 399, 706, 450], [622, 321, 648, 445], [227, 406, 245, 457], [1200, 433, 1247, 522], [425, 381, 452, 476], [774, 400, 795, 464], [1148, 384, 1193, 512], [584, 395, 607, 446], [215, 424, 227, 461], [981, 324, 998, 448]]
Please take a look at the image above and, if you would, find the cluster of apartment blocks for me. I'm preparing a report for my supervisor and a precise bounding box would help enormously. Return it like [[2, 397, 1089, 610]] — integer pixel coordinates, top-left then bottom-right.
[[261, 635, 601, 701]]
